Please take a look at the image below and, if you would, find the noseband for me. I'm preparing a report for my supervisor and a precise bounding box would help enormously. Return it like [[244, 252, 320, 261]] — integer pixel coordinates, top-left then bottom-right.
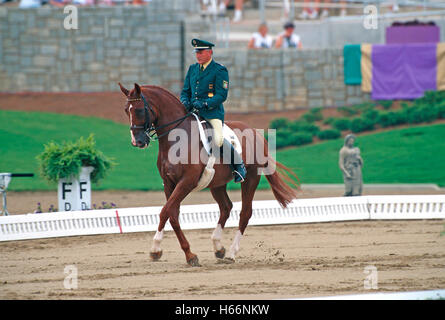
[[127, 94, 194, 141]]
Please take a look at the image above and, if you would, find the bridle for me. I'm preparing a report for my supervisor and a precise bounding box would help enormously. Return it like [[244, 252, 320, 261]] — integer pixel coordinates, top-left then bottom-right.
[[127, 93, 194, 141]]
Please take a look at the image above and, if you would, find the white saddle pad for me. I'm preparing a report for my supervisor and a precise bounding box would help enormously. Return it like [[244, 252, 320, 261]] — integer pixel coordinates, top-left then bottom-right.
[[191, 113, 242, 156]]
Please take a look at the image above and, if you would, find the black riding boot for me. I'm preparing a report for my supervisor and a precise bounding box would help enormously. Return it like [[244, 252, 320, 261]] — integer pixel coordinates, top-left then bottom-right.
[[218, 139, 246, 183]]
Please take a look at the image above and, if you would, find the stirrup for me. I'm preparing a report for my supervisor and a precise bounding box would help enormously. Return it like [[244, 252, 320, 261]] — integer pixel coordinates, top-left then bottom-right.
[[233, 170, 245, 183]]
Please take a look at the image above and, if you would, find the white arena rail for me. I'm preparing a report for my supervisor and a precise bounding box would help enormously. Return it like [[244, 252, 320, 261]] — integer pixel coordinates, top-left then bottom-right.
[[0, 195, 444, 242]]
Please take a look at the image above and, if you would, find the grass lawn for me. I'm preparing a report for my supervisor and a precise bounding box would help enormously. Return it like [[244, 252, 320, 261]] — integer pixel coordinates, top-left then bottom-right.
[[276, 124, 445, 187], [1, 110, 444, 191], [1, 110, 162, 191]]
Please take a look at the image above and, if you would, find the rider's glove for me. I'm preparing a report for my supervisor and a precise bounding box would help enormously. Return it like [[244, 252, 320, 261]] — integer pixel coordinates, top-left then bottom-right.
[[192, 100, 207, 110], [181, 99, 191, 111]]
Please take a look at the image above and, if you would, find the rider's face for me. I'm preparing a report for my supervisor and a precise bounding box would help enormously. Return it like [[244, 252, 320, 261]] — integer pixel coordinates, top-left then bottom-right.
[[195, 49, 212, 65]]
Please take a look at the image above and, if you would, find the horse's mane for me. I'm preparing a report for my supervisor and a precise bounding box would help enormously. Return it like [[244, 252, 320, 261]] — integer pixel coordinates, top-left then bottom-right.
[[140, 85, 181, 104]]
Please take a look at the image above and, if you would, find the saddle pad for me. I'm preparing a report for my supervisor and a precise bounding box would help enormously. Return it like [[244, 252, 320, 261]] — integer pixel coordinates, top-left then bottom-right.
[[191, 113, 242, 155]]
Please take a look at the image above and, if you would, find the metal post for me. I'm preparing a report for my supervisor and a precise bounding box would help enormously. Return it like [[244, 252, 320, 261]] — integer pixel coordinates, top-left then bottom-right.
[[1, 190, 8, 216], [259, 0, 266, 23], [289, 0, 295, 21], [0, 173, 33, 216]]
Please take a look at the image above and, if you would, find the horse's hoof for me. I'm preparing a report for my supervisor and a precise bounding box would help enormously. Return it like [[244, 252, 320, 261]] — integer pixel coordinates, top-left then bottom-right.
[[150, 250, 163, 261], [187, 255, 201, 267], [220, 257, 235, 264], [215, 247, 226, 259]]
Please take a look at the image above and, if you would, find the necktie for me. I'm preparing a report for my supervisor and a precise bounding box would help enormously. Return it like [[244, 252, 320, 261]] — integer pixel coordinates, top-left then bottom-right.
[[200, 65, 204, 72]]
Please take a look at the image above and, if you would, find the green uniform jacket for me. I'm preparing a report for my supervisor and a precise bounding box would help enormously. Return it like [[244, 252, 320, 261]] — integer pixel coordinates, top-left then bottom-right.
[[180, 59, 229, 122]]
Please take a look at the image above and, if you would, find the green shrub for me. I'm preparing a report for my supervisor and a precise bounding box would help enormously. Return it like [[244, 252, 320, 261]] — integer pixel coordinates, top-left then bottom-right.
[[301, 108, 323, 122], [36, 134, 115, 184], [317, 129, 341, 140], [436, 101, 445, 119], [377, 110, 407, 128], [269, 117, 290, 129], [417, 90, 445, 107], [275, 129, 313, 148], [276, 136, 291, 149], [332, 117, 351, 131], [378, 100, 393, 110], [289, 132, 313, 146], [404, 103, 438, 124], [350, 117, 375, 133], [362, 109, 381, 125], [338, 106, 360, 117], [289, 120, 320, 134]]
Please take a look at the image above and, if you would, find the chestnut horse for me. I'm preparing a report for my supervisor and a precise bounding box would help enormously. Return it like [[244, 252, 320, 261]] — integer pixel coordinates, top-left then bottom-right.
[[119, 83, 298, 266]]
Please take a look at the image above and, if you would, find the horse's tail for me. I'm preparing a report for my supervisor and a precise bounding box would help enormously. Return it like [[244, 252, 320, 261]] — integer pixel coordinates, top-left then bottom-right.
[[264, 158, 300, 208]]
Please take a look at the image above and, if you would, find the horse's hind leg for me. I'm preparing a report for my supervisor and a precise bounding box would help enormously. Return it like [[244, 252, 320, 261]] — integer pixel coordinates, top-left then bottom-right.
[[228, 171, 261, 261], [210, 185, 233, 259]]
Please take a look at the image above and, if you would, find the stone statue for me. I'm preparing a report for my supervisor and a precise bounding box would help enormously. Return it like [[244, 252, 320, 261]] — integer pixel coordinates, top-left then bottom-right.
[[339, 134, 363, 196]]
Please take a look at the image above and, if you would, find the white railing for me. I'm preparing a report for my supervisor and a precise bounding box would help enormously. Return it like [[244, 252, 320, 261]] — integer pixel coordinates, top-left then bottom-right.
[[0, 195, 444, 242]]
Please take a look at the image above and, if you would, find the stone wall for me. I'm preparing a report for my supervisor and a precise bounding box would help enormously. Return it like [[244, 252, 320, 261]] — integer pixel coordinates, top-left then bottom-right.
[[214, 48, 369, 112], [0, 2, 197, 93], [0, 3, 371, 112]]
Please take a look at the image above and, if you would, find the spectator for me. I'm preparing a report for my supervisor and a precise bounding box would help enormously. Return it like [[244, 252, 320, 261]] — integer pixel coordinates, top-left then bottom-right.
[[219, 0, 244, 22], [72, 0, 94, 5], [19, 0, 41, 8], [248, 22, 273, 49], [299, 0, 347, 19], [299, 0, 317, 19], [49, 0, 71, 7], [275, 21, 302, 49]]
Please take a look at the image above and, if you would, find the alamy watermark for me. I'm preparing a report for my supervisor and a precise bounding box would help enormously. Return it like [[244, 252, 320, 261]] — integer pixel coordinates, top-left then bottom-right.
[[164, 127, 277, 175], [363, 5, 378, 30], [64, 265, 78, 290], [63, 5, 78, 30], [363, 265, 378, 290]]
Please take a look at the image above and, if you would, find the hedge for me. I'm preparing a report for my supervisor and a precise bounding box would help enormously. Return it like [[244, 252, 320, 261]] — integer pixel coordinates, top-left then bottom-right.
[[317, 129, 341, 140], [332, 117, 351, 131]]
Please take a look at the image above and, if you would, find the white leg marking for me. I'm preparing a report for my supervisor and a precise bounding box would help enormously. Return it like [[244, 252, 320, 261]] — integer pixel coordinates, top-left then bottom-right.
[[151, 229, 164, 253], [228, 230, 243, 260], [211, 224, 223, 251]]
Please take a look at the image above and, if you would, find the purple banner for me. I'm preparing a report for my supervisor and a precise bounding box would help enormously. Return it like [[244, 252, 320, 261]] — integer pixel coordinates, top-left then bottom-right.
[[386, 26, 440, 44], [371, 43, 437, 100]]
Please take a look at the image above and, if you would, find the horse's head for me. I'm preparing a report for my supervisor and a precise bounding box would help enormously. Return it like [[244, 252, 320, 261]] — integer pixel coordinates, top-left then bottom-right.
[[119, 82, 155, 149]]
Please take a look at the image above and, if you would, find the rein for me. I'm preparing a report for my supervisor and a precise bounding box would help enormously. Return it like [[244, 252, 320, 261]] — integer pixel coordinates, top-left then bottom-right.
[[127, 94, 193, 141]]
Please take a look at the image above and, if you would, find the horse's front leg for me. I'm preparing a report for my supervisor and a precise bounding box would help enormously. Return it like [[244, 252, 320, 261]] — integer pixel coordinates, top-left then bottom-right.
[[150, 178, 174, 261], [210, 185, 233, 259], [151, 178, 200, 266]]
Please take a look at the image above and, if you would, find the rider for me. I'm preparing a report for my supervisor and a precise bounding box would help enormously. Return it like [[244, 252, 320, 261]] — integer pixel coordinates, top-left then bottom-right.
[[180, 38, 247, 183]]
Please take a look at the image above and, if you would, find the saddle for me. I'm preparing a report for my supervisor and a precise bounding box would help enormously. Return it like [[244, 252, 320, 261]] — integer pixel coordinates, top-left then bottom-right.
[[191, 113, 242, 192]]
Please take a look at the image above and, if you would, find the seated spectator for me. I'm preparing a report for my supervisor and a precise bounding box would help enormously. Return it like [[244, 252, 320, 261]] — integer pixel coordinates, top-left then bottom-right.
[[219, 0, 244, 22], [19, 0, 41, 8], [299, 0, 347, 19], [49, 0, 71, 7], [275, 21, 302, 49], [72, 0, 94, 5], [248, 22, 273, 49]]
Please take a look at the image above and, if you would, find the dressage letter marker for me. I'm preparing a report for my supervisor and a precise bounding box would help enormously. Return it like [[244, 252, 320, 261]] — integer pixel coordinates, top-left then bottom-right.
[[58, 167, 94, 212]]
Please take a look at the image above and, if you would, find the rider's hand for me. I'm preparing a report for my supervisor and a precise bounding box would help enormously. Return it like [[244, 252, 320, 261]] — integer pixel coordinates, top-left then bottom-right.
[[181, 99, 191, 110], [192, 100, 206, 110]]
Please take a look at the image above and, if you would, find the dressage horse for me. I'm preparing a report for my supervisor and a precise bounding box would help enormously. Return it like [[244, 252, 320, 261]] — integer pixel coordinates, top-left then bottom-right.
[[119, 83, 298, 266]]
